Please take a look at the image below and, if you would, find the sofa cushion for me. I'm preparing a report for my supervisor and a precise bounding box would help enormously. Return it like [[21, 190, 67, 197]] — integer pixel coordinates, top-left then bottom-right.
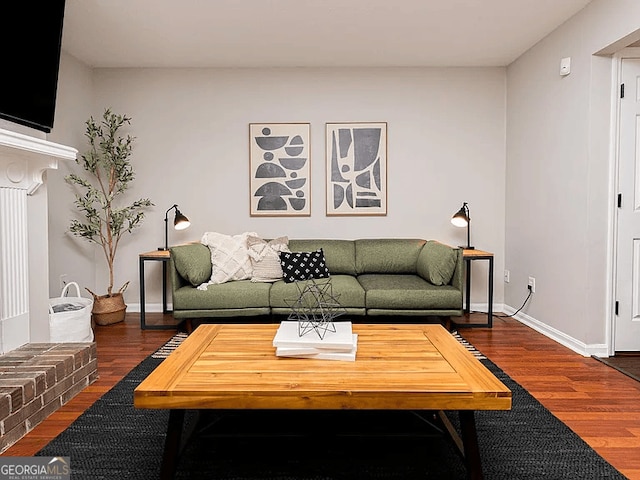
[[288, 240, 357, 275], [173, 280, 271, 310], [170, 243, 212, 287], [200, 231, 257, 286], [417, 241, 458, 286], [358, 274, 461, 310], [279, 249, 330, 283], [355, 239, 426, 274], [269, 275, 365, 308], [247, 236, 290, 282]]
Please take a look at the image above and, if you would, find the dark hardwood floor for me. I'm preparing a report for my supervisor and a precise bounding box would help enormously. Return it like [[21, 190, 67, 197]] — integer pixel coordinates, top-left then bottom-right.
[[2, 313, 639, 479]]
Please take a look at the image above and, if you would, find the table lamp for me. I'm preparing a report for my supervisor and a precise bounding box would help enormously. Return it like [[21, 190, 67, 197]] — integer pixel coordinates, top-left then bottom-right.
[[162, 204, 190, 251], [451, 202, 474, 249]]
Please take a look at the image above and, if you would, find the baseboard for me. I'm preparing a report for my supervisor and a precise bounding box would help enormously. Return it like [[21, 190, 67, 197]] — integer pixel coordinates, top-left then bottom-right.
[[126, 303, 171, 314], [502, 305, 609, 358], [468, 302, 502, 314]]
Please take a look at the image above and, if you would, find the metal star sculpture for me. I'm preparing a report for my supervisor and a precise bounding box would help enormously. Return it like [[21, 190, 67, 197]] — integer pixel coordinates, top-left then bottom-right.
[[285, 278, 347, 340]]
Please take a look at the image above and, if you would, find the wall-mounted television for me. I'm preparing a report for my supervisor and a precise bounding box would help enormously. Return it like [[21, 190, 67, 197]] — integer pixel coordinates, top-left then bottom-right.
[[0, 0, 66, 133]]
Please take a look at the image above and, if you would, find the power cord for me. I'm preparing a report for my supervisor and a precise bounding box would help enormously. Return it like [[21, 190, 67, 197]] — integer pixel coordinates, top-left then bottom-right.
[[493, 286, 533, 319]]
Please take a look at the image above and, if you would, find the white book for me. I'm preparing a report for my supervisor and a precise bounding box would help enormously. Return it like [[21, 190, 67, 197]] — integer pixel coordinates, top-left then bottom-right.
[[276, 335, 358, 361], [276, 334, 358, 356], [273, 321, 354, 351]]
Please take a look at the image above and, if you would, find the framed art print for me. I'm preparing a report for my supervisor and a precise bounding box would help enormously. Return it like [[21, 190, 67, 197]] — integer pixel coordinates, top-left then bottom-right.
[[249, 123, 311, 216], [326, 122, 387, 216]]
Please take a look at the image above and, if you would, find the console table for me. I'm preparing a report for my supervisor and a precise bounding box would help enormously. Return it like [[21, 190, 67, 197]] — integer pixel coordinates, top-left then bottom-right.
[[139, 250, 178, 330], [456, 249, 494, 328]]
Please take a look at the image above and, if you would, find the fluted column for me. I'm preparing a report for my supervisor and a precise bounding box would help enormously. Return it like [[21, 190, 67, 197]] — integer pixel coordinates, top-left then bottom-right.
[[0, 128, 76, 353], [0, 187, 28, 353]]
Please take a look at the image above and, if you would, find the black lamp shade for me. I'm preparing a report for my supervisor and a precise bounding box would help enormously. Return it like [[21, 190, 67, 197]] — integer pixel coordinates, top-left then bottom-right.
[[173, 209, 190, 230], [451, 206, 469, 227]]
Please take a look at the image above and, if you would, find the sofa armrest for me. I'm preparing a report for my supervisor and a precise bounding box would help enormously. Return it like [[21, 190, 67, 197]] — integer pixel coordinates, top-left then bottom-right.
[[449, 248, 464, 291], [168, 257, 188, 294], [168, 243, 212, 294], [416, 241, 461, 287]]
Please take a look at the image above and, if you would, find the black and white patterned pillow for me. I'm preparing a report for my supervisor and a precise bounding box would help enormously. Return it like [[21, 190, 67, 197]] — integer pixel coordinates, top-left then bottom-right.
[[279, 249, 330, 283]]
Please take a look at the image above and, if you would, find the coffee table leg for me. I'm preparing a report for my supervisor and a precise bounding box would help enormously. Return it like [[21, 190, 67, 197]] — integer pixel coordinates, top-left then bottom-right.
[[459, 410, 483, 480], [161, 409, 185, 480]]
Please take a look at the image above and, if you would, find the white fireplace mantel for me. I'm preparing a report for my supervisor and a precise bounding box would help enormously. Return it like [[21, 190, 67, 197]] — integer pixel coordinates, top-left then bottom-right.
[[0, 127, 77, 354], [0, 128, 77, 194]]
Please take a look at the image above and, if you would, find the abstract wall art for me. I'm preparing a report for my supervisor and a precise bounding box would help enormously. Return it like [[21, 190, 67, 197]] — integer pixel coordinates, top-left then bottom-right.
[[325, 122, 387, 216], [249, 123, 311, 216]]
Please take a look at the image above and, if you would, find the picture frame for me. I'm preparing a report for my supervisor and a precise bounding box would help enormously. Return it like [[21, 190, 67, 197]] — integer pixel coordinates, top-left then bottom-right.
[[325, 122, 387, 216], [249, 123, 311, 216]]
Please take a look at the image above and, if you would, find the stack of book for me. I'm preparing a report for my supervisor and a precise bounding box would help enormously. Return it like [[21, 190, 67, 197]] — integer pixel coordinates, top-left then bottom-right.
[[273, 321, 358, 361]]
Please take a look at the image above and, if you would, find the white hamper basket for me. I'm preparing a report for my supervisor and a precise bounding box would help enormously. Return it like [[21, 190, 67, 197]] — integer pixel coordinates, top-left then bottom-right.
[[49, 282, 94, 342]]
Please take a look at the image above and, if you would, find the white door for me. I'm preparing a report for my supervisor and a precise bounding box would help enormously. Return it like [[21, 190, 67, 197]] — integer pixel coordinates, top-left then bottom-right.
[[615, 58, 640, 351]]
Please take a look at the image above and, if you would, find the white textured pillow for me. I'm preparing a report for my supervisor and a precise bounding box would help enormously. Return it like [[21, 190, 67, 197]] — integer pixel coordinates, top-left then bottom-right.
[[199, 231, 257, 287], [247, 236, 290, 282]]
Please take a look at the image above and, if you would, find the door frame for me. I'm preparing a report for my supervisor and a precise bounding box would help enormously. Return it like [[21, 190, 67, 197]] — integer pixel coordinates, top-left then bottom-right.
[[608, 48, 640, 355]]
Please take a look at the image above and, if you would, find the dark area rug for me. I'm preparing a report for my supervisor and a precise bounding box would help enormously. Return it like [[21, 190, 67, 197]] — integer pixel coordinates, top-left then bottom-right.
[[594, 354, 640, 383], [37, 350, 627, 479]]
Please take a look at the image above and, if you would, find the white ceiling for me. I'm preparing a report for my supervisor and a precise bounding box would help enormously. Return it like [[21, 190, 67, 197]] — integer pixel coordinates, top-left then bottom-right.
[[61, 0, 594, 68]]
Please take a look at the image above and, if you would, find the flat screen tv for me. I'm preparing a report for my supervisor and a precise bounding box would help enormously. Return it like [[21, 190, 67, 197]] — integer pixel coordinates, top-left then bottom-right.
[[0, 0, 66, 133]]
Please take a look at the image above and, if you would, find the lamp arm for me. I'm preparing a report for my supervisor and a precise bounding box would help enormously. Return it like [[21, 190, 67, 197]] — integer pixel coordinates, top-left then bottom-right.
[[164, 204, 178, 251], [464, 203, 473, 249], [165, 204, 178, 218]]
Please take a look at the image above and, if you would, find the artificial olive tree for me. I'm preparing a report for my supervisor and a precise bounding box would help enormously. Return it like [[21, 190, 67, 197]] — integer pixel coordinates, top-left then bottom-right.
[[67, 109, 153, 296]]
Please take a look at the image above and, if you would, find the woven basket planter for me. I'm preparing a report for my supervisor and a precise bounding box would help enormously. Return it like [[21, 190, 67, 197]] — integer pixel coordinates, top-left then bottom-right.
[[87, 282, 128, 326]]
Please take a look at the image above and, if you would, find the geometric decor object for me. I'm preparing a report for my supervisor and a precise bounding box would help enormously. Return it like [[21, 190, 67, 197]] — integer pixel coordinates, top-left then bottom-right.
[[249, 123, 311, 216], [326, 122, 387, 216], [285, 278, 347, 339]]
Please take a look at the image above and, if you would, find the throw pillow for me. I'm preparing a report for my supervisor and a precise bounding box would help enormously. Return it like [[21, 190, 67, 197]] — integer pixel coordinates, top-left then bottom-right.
[[199, 231, 258, 288], [247, 236, 291, 282], [416, 240, 458, 286], [279, 249, 330, 283], [170, 243, 212, 287]]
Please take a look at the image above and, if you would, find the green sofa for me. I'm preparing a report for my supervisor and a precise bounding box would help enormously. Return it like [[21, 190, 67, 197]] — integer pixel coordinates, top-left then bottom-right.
[[168, 238, 464, 325]]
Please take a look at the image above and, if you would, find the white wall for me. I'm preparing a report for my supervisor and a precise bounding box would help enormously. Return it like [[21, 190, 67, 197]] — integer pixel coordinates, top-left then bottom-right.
[[47, 52, 95, 305], [49, 66, 507, 311], [506, 0, 640, 354]]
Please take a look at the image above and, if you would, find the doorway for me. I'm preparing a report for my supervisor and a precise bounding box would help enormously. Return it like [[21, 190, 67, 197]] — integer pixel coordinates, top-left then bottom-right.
[[614, 54, 640, 352]]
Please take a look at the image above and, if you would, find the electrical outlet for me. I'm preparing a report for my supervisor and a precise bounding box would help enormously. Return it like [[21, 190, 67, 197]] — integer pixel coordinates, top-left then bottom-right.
[[59, 274, 67, 290], [528, 276, 536, 293], [504, 270, 510, 283]]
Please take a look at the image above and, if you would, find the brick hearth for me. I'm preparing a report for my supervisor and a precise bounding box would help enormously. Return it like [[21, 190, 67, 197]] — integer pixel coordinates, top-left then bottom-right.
[[0, 342, 97, 453]]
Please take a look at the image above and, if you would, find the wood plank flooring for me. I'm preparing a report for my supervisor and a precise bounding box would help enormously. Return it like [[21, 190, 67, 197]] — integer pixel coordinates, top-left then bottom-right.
[[460, 315, 640, 480], [2, 313, 639, 480]]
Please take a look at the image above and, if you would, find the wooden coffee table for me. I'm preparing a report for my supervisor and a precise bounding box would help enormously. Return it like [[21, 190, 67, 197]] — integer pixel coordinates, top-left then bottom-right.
[[134, 323, 511, 479]]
